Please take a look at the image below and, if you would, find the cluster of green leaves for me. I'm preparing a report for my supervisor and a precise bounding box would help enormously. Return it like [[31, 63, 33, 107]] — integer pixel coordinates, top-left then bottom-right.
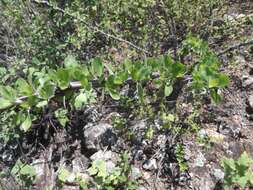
[[175, 144, 188, 172], [0, 53, 185, 132], [57, 167, 88, 189], [87, 152, 136, 190], [222, 152, 253, 189], [0, 37, 229, 143], [11, 160, 36, 187], [182, 36, 230, 103]]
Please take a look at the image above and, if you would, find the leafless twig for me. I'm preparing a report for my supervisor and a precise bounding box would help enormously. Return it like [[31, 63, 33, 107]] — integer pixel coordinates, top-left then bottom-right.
[[218, 39, 253, 56]]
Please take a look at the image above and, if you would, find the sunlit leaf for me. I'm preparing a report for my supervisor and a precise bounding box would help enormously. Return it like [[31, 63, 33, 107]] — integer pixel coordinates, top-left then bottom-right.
[[164, 84, 173, 97], [16, 78, 33, 96], [74, 93, 88, 109], [90, 58, 104, 77], [0, 85, 17, 101], [20, 114, 32, 132], [55, 69, 71, 90], [210, 89, 222, 104], [64, 55, 79, 68], [0, 98, 12, 109], [108, 88, 120, 100]]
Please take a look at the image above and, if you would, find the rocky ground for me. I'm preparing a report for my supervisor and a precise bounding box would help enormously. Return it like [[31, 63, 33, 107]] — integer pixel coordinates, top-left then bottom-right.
[[1, 1, 253, 190]]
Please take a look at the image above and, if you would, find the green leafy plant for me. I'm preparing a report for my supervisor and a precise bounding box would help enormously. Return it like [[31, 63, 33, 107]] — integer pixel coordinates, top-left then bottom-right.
[[175, 144, 188, 172], [182, 36, 230, 103], [11, 160, 36, 187], [87, 152, 137, 190], [222, 152, 253, 189], [0, 35, 229, 144], [57, 167, 88, 189], [54, 108, 69, 127]]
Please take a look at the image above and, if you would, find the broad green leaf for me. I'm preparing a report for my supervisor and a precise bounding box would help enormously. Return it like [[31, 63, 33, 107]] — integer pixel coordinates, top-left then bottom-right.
[[108, 88, 120, 100], [11, 160, 23, 175], [74, 93, 88, 109], [71, 68, 85, 81], [171, 62, 186, 78], [210, 89, 222, 104], [131, 64, 143, 81], [36, 100, 48, 108], [95, 160, 107, 178], [164, 84, 173, 97], [237, 152, 253, 167], [55, 69, 71, 90], [114, 71, 128, 85], [222, 158, 236, 170], [88, 160, 107, 177], [146, 57, 158, 69], [20, 114, 32, 132], [104, 63, 114, 75], [163, 55, 173, 68], [58, 168, 71, 183], [38, 82, 55, 100], [208, 74, 229, 88], [90, 58, 104, 77], [106, 75, 117, 89], [124, 59, 133, 73], [16, 78, 33, 96], [0, 85, 17, 101], [64, 55, 78, 68], [0, 98, 12, 109], [139, 67, 152, 80], [20, 164, 36, 177], [76, 174, 88, 189], [208, 76, 220, 88], [246, 170, 253, 184], [80, 78, 91, 91], [55, 108, 69, 127], [87, 165, 98, 176], [20, 96, 37, 109], [236, 175, 249, 189], [217, 73, 230, 88]]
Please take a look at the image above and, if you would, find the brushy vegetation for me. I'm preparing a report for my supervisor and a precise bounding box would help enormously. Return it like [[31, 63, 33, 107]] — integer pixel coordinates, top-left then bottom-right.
[[1, 0, 253, 190]]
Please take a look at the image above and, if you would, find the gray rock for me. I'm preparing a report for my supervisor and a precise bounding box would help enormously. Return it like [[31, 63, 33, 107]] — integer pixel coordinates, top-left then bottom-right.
[[228, 141, 244, 158], [242, 76, 253, 87], [137, 186, 148, 190], [184, 146, 192, 161], [90, 150, 116, 162], [143, 159, 157, 171], [198, 129, 208, 139], [130, 120, 148, 144], [191, 173, 215, 190], [234, 55, 246, 65], [213, 168, 224, 181], [105, 161, 116, 174], [193, 152, 206, 167], [61, 185, 79, 190], [131, 167, 142, 180], [248, 95, 253, 110], [84, 123, 117, 151], [218, 121, 241, 139], [72, 155, 89, 173]]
